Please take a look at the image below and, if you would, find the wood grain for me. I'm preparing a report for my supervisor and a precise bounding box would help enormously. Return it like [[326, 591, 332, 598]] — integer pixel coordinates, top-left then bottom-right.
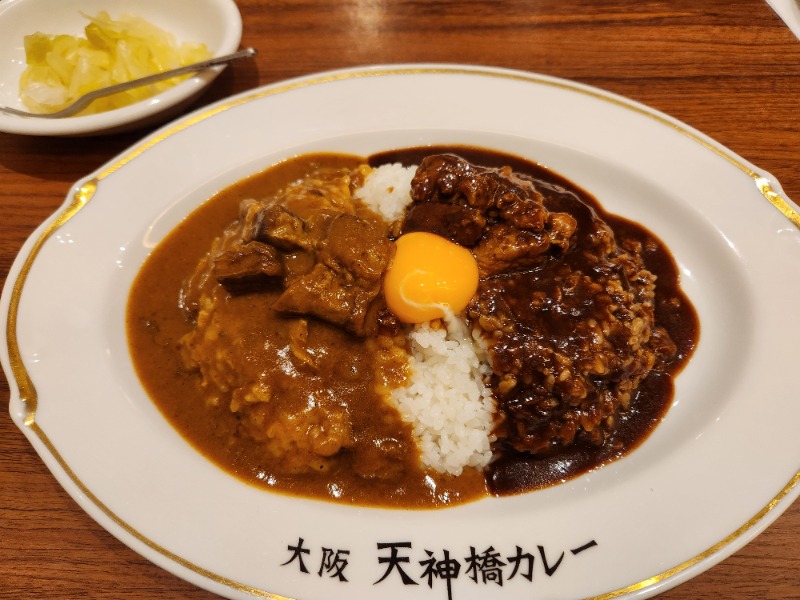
[[1, 0, 798, 598]]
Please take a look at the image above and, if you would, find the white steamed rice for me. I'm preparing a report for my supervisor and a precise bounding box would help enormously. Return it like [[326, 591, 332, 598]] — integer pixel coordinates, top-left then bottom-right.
[[392, 318, 496, 475], [353, 162, 417, 222], [356, 163, 497, 476]]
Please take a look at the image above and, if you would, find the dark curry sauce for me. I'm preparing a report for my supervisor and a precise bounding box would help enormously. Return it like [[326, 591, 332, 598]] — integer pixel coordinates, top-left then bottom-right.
[[374, 147, 699, 495], [127, 146, 698, 507]]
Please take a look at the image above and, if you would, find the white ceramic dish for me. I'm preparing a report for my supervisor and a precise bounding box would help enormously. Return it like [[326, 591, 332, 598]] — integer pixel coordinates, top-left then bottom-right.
[[0, 0, 242, 136], [2, 65, 799, 600], [767, 0, 800, 40]]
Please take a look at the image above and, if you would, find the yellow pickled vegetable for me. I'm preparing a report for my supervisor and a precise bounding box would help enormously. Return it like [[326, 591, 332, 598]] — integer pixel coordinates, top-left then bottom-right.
[[19, 12, 211, 116]]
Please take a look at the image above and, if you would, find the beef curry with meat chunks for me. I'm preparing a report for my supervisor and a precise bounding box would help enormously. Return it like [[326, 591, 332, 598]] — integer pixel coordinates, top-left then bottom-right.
[[127, 146, 698, 508]]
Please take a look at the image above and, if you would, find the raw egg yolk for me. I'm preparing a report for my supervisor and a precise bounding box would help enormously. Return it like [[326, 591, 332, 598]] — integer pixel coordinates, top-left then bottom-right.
[[383, 232, 479, 323]]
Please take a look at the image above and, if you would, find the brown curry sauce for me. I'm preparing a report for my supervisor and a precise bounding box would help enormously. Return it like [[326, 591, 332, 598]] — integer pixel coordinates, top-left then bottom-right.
[[127, 147, 698, 508]]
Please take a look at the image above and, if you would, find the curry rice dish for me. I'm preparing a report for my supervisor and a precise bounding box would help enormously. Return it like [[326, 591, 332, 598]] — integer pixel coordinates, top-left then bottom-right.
[[127, 146, 698, 509]]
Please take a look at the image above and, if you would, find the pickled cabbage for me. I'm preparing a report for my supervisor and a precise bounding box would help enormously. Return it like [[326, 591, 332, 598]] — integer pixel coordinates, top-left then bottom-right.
[[19, 12, 211, 116]]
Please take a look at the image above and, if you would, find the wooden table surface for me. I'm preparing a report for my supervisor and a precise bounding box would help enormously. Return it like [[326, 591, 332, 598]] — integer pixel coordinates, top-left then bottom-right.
[[1, 0, 798, 598]]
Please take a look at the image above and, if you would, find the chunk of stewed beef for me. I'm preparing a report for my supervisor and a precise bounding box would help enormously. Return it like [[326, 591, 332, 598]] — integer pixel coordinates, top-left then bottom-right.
[[212, 241, 284, 290], [205, 166, 395, 337], [273, 213, 394, 336], [406, 154, 577, 276], [402, 202, 486, 246]]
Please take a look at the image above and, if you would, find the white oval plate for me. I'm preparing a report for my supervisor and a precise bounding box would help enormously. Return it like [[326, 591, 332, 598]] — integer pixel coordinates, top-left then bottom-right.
[[2, 65, 799, 600], [0, 0, 242, 136]]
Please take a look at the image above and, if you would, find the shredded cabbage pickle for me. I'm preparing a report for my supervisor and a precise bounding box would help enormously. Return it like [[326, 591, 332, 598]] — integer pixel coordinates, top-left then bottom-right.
[[19, 12, 211, 116]]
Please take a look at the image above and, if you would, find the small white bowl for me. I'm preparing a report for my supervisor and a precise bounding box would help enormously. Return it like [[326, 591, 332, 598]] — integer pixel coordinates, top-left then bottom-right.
[[0, 0, 242, 136]]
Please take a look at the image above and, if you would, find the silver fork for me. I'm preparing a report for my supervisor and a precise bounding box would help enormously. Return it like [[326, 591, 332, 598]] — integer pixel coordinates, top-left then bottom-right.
[[1, 47, 257, 119]]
